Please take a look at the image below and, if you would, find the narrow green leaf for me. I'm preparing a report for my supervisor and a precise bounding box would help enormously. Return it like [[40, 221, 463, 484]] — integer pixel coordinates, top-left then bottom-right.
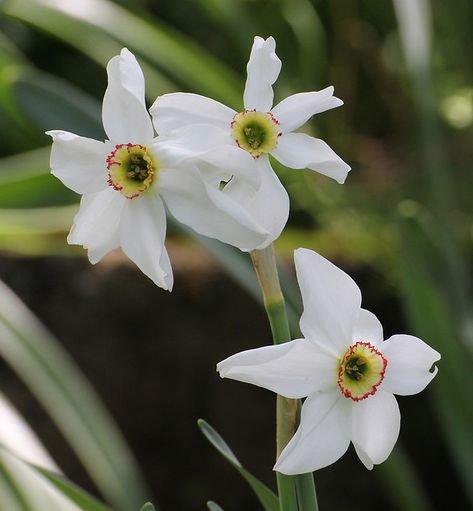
[[0, 281, 150, 511], [198, 420, 279, 511], [35, 467, 112, 511], [0, 447, 84, 511], [140, 504, 155, 511], [207, 502, 224, 511], [4, 0, 242, 106], [398, 213, 473, 504]]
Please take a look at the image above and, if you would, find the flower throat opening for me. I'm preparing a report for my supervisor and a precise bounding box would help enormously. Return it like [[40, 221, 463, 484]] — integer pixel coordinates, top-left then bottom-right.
[[231, 110, 281, 158], [337, 342, 387, 401], [107, 143, 156, 199]]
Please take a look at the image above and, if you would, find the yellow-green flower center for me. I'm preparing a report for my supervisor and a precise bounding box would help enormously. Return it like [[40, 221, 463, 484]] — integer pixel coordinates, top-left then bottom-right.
[[231, 110, 281, 158], [338, 342, 387, 401], [107, 143, 157, 199]]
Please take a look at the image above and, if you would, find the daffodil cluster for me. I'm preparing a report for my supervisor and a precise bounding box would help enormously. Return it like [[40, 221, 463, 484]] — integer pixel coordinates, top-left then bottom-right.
[[48, 37, 439, 477]]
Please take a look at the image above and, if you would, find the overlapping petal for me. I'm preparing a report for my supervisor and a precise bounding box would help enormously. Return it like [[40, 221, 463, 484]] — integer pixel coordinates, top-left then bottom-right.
[[243, 36, 281, 112], [271, 87, 343, 133], [150, 92, 235, 135], [352, 309, 383, 347], [47, 130, 110, 194], [119, 190, 173, 290], [272, 133, 351, 184], [275, 390, 351, 474], [381, 335, 441, 396], [295, 248, 361, 355], [222, 158, 289, 249], [217, 339, 336, 399], [67, 188, 124, 263], [351, 391, 400, 469], [102, 48, 154, 143], [159, 163, 269, 251], [152, 126, 237, 168]]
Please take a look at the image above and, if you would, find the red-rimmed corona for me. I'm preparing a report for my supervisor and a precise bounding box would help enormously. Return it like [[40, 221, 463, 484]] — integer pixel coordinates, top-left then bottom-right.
[[230, 110, 281, 158], [337, 342, 387, 401], [106, 143, 156, 199]]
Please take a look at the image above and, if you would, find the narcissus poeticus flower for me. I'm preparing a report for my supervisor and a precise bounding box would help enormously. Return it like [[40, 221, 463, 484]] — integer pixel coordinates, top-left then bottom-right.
[[48, 49, 272, 290], [217, 248, 440, 473], [151, 36, 350, 246]]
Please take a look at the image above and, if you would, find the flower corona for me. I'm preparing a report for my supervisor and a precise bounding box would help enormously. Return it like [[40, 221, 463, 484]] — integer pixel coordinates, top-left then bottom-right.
[[106, 143, 156, 199]]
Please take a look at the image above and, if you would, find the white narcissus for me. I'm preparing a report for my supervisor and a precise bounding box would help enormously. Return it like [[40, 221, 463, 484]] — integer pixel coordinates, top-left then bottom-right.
[[217, 248, 440, 474], [48, 49, 273, 290], [151, 36, 351, 247]]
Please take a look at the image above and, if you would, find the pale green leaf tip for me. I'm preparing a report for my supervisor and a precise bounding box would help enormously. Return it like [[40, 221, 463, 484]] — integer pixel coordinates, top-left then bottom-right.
[[207, 501, 224, 511], [141, 503, 156, 511]]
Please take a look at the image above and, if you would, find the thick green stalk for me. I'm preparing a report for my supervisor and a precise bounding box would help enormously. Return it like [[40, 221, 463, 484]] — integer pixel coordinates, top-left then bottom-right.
[[251, 245, 318, 511]]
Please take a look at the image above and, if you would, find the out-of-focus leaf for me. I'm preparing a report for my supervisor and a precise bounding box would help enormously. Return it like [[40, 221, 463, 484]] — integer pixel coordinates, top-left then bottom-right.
[[207, 502, 224, 511], [0, 447, 81, 511], [0, 391, 58, 472], [0, 281, 150, 511], [13, 69, 103, 139], [0, 206, 77, 255], [140, 504, 155, 511], [4, 0, 242, 107], [198, 419, 279, 511], [34, 468, 112, 511], [398, 211, 473, 503]]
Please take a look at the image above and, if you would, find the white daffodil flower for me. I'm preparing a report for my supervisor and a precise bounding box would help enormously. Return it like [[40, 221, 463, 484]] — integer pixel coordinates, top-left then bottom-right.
[[217, 248, 440, 474], [48, 49, 271, 290], [151, 36, 351, 246]]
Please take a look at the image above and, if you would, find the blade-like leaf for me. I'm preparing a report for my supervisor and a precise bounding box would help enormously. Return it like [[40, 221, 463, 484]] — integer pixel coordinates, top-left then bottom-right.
[[140, 504, 156, 511], [0, 447, 81, 511], [4, 0, 242, 107], [207, 502, 224, 511], [398, 212, 473, 503], [33, 467, 111, 511], [198, 420, 279, 511], [0, 281, 150, 511]]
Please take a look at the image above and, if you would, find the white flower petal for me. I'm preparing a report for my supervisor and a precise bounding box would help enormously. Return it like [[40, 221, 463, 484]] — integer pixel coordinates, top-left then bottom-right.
[[222, 158, 289, 248], [119, 191, 173, 290], [353, 309, 384, 347], [152, 124, 234, 167], [67, 188, 124, 263], [47, 130, 109, 194], [271, 87, 343, 133], [217, 339, 337, 398], [102, 48, 153, 143], [272, 133, 350, 184], [243, 36, 282, 112], [351, 390, 400, 467], [150, 92, 235, 135], [380, 334, 440, 396], [274, 390, 351, 474], [294, 248, 362, 355], [160, 164, 269, 251]]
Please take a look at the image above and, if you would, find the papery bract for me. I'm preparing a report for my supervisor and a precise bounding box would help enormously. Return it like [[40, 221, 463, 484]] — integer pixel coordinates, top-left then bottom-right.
[[151, 36, 351, 248], [217, 248, 440, 473], [48, 49, 272, 290]]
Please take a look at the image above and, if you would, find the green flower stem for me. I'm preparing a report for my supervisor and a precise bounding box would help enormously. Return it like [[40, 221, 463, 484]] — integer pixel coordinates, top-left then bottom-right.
[[251, 245, 318, 511]]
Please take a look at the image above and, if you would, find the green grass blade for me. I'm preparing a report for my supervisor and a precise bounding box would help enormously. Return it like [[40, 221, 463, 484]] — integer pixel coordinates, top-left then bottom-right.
[[198, 419, 279, 511], [4, 0, 242, 106], [33, 467, 112, 511], [207, 502, 224, 511], [398, 213, 473, 503], [0, 446, 83, 511], [0, 281, 150, 511], [140, 504, 156, 511]]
